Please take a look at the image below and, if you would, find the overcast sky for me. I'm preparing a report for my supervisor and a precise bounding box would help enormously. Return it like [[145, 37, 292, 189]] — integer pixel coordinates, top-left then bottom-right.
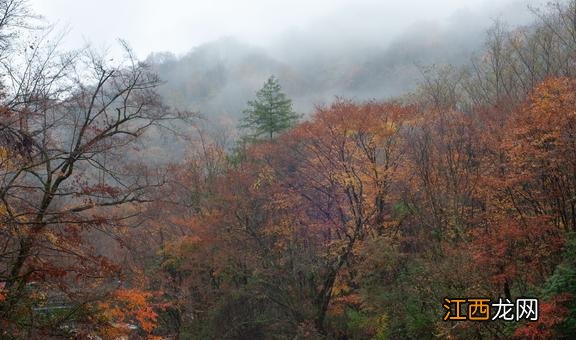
[[29, 0, 543, 58]]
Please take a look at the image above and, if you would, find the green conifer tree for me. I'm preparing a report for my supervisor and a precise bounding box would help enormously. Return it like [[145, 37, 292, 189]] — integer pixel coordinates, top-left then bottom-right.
[[240, 76, 300, 141]]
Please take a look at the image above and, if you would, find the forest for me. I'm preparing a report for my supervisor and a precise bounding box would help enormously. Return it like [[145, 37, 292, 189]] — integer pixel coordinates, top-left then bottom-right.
[[1, 0, 576, 339]]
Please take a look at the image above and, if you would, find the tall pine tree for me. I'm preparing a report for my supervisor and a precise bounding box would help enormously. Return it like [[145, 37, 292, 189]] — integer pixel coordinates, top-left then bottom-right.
[[240, 76, 300, 141]]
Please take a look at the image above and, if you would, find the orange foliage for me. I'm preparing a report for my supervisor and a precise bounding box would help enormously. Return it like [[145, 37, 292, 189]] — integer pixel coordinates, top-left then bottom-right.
[[97, 288, 158, 336]]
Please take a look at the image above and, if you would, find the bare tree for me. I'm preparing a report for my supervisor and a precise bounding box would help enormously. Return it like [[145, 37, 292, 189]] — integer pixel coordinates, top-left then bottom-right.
[[0, 32, 190, 332]]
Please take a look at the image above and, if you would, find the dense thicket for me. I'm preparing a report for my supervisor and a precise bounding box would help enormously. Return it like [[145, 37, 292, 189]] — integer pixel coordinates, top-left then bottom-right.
[[140, 1, 576, 339]]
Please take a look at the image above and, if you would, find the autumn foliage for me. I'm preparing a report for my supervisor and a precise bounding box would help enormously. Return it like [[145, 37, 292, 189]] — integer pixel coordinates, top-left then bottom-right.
[[139, 72, 576, 337], [2, 0, 576, 339], [96, 289, 159, 337]]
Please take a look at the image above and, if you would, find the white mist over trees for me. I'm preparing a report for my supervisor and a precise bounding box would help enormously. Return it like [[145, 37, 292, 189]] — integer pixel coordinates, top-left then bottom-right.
[[144, 1, 541, 125]]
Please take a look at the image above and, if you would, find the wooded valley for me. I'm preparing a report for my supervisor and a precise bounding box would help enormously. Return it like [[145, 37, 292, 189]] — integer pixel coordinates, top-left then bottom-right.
[[0, 0, 576, 338]]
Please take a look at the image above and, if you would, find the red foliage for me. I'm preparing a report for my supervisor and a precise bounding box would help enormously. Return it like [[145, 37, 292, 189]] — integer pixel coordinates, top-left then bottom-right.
[[514, 294, 571, 339]]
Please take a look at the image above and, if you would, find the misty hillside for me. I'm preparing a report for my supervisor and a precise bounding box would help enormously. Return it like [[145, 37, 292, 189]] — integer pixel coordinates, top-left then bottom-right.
[[146, 0, 537, 127]]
